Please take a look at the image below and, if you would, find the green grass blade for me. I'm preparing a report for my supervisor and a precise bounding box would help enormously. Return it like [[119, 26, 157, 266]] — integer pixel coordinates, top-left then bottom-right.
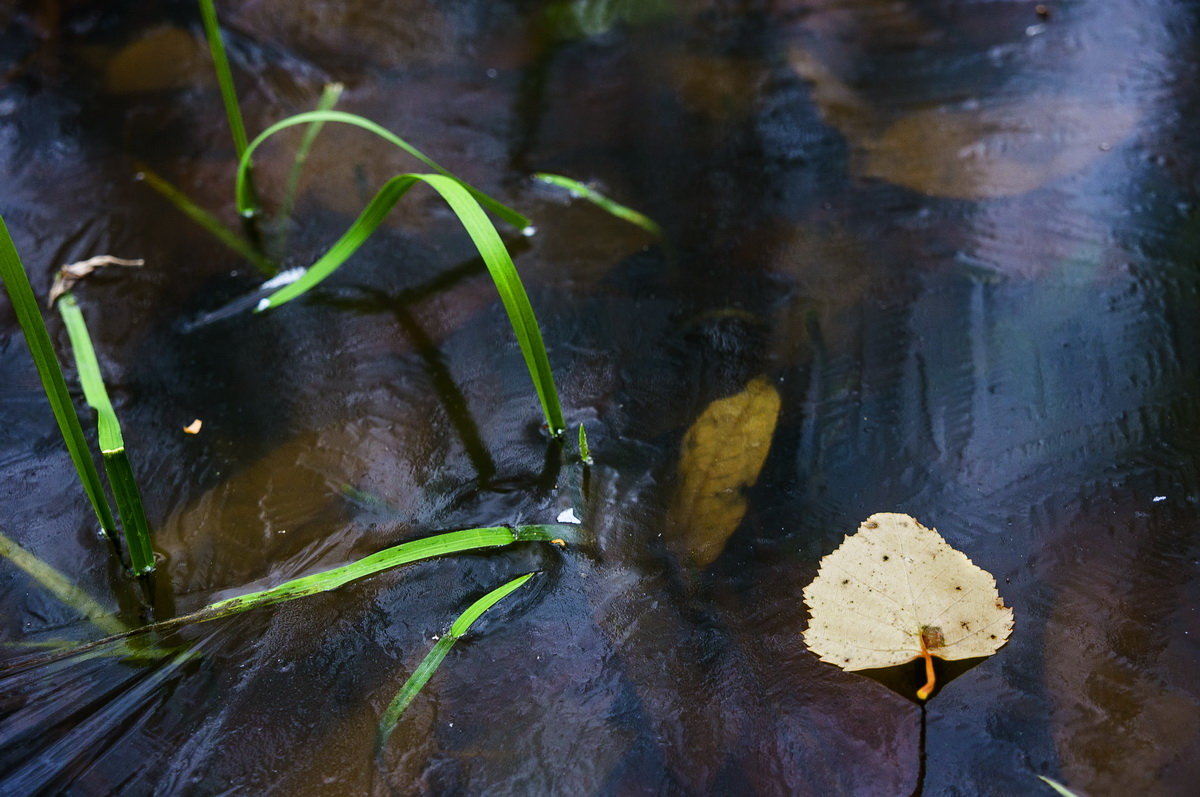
[[138, 167, 275, 275], [197, 0, 249, 158], [378, 572, 536, 748], [57, 294, 123, 453], [14, 524, 574, 667], [1038, 776, 1081, 797], [0, 218, 118, 538], [58, 293, 156, 575], [276, 82, 344, 252], [0, 527, 128, 636], [257, 172, 564, 435], [102, 452, 155, 575], [235, 111, 530, 231], [534, 172, 663, 238], [257, 173, 422, 308], [449, 572, 534, 635], [205, 525, 562, 617]]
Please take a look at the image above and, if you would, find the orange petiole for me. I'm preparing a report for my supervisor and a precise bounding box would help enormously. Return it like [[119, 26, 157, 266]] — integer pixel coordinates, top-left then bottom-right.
[[916, 635, 936, 700]]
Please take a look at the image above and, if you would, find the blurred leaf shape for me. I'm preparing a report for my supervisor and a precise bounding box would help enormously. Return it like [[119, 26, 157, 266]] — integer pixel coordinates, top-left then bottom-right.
[[858, 100, 1139, 199], [104, 26, 210, 94], [667, 377, 781, 567], [803, 513, 1013, 697]]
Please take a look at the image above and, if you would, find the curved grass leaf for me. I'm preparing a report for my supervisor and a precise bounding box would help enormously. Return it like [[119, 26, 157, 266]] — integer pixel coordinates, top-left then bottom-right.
[[534, 172, 662, 238], [257, 172, 565, 436], [377, 572, 536, 749], [0, 218, 118, 539], [235, 111, 530, 231], [16, 524, 575, 669], [58, 293, 155, 575]]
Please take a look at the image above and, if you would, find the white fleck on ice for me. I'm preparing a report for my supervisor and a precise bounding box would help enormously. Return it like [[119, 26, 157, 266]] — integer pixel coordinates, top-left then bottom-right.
[[556, 508, 581, 524]]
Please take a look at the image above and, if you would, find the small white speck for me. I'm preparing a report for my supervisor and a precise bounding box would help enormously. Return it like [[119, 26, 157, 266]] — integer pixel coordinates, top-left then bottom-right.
[[521, 225, 537, 237], [485, 68, 497, 78], [1153, 495, 1166, 502], [556, 507, 581, 524], [255, 298, 271, 312], [1025, 23, 1045, 36]]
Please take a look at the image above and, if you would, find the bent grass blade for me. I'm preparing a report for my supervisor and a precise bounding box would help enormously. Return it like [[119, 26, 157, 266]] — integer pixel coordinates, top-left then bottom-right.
[[0, 217, 119, 539], [377, 572, 536, 751], [57, 294, 155, 575], [257, 173, 565, 436], [234, 111, 530, 231], [534, 172, 663, 239], [17, 525, 574, 666]]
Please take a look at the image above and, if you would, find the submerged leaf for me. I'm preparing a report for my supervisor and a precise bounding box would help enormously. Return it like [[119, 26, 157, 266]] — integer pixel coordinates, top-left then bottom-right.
[[859, 100, 1138, 200], [803, 513, 1013, 677], [667, 377, 781, 567]]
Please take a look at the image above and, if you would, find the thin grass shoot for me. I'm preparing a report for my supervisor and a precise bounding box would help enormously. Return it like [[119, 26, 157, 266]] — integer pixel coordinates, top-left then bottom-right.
[[377, 572, 536, 750], [275, 82, 345, 257], [534, 172, 663, 238], [578, 423, 593, 465], [137, 167, 275, 275]]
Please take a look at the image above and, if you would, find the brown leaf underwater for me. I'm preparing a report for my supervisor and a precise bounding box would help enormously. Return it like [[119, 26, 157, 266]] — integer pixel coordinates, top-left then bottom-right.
[[667, 377, 781, 568]]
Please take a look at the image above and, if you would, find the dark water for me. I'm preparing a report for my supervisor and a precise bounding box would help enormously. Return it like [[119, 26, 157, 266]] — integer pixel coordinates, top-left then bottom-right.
[[2, 1, 1199, 794]]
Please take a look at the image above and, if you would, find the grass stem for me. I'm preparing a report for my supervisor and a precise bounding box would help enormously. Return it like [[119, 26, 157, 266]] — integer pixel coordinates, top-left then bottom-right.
[[197, 0, 249, 158]]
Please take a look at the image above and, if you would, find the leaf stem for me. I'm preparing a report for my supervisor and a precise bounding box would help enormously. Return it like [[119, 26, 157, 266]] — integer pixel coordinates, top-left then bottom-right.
[[916, 635, 936, 701]]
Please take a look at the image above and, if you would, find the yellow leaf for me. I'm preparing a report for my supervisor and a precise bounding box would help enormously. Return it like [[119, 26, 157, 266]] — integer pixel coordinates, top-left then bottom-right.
[[667, 377, 781, 567], [803, 513, 1013, 695]]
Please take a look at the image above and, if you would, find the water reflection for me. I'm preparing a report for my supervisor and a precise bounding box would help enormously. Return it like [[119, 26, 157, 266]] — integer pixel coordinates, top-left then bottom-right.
[[1, 0, 1198, 794]]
